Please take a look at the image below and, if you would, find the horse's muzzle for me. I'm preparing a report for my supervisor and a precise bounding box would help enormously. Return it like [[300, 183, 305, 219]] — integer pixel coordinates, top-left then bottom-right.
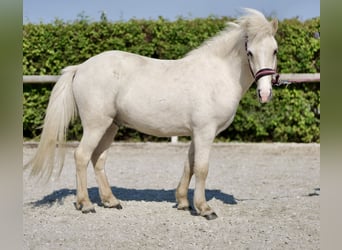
[[258, 88, 272, 103]]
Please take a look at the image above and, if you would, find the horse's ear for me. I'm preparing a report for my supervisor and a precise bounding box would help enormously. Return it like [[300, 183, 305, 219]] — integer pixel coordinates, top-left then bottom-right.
[[270, 18, 278, 35]]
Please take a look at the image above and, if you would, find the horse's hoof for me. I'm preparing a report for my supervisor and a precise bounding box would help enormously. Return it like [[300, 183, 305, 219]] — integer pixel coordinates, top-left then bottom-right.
[[103, 202, 123, 210], [114, 204, 123, 210], [204, 212, 218, 220], [177, 205, 192, 211], [82, 207, 96, 214]]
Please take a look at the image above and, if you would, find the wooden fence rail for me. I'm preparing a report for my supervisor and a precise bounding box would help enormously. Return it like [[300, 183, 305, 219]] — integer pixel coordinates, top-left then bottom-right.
[[277, 73, 320, 83], [23, 73, 320, 84], [23, 75, 60, 84], [23, 73, 320, 143]]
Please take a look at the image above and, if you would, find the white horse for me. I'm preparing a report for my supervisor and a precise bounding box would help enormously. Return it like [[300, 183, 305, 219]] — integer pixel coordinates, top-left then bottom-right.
[[25, 9, 278, 220]]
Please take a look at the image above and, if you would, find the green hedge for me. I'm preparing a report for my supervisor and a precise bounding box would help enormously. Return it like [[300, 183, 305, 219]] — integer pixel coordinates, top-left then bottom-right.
[[23, 16, 320, 142]]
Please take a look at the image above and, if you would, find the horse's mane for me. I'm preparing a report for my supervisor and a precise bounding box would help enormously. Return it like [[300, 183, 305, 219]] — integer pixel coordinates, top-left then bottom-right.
[[236, 8, 275, 40], [187, 8, 275, 58]]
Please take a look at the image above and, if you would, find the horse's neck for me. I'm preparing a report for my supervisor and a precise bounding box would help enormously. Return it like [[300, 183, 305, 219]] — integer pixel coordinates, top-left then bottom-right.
[[186, 28, 255, 98], [215, 45, 254, 97], [192, 29, 255, 96], [236, 56, 255, 96]]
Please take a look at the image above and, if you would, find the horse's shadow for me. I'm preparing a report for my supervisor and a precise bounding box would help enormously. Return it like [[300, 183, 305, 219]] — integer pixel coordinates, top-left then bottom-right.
[[29, 186, 237, 208]]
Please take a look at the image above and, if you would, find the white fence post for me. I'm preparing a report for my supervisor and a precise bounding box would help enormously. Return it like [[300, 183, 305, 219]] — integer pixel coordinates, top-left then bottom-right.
[[171, 136, 178, 143]]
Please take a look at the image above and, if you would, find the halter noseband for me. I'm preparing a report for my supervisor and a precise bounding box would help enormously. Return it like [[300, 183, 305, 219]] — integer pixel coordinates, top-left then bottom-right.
[[245, 39, 279, 85], [254, 68, 279, 85]]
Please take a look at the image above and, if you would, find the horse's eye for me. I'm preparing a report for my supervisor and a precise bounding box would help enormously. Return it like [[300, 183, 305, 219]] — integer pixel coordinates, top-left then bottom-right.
[[273, 49, 278, 55], [247, 50, 253, 57]]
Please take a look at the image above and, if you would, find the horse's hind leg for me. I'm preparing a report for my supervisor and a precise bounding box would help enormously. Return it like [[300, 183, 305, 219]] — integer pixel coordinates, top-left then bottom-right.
[[91, 123, 122, 209], [74, 117, 114, 213], [176, 141, 194, 210]]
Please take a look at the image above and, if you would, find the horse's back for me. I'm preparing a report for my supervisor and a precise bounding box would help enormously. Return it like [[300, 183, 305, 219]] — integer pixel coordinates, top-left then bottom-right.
[[70, 51, 192, 136]]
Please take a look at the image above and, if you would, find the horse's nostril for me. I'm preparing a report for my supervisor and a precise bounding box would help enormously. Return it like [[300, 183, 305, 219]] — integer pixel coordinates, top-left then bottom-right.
[[257, 89, 262, 98]]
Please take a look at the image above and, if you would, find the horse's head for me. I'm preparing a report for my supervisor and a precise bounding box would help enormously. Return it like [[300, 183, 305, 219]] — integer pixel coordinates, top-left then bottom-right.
[[243, 12, 278, 103]]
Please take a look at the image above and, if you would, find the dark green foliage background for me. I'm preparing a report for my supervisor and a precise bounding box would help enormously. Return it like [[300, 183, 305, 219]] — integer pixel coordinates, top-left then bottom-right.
[[23, 16, 320, 142]]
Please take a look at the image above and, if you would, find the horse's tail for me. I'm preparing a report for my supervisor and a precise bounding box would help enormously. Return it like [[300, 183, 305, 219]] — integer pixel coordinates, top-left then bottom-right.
[[24, 65, 79, 181]]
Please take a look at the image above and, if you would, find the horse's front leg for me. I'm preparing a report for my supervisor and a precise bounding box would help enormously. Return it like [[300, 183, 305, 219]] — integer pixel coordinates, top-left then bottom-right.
[[176, 141, 194, 210], [192, 129, 218, 220]]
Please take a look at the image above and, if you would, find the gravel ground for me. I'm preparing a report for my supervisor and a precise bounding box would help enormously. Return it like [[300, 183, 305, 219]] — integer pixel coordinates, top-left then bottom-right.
[[23, 142, 320, 250]]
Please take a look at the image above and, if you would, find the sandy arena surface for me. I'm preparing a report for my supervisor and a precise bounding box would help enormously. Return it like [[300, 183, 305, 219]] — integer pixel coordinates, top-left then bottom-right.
[[23, 142, 319, 250]]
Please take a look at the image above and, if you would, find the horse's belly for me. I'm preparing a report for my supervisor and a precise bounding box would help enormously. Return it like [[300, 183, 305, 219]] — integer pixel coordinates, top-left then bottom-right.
[[115, 113, 191, 137], [115, 98, 192, 137]]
